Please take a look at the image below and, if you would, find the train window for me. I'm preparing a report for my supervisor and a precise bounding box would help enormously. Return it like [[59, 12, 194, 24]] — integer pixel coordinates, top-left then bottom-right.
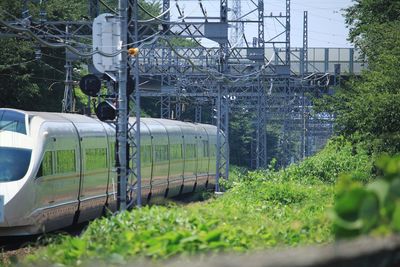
[[42, 151, 53, 176], [210, 144, 216, 157], [154, 145, 168, 162], [36, 151, 53, 178], [0, 147, 31, 182], [185, 144, 196, 159], [0, 110, 26, 135], [170, 144, 182, 160], [140, 145, 152, 163], [202, 140, 209, 157], [85, 148, 107, 170], [56, 150, 76, 173], [110, 142, 116, 167]]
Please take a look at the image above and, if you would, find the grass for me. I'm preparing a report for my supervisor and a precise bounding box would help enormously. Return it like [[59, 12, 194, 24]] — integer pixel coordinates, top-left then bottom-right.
[[21, 137, 373, 266]]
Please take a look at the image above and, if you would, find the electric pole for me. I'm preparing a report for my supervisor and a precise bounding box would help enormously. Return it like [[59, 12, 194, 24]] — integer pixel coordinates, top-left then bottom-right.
[[117, 0, 128, 211]]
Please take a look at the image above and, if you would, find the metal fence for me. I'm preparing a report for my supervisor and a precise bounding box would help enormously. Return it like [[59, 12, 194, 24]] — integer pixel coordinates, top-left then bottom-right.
[[266, 47, 367, 75]]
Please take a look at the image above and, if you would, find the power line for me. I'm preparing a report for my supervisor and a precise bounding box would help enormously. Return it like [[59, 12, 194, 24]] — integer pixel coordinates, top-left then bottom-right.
[[0, 17, 122, 58], [0, 73, 67, 83], [0, 58, 37, 68]]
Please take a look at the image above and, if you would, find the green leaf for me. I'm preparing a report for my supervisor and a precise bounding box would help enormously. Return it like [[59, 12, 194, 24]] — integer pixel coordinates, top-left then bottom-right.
[[391, 201, 400, 231], [204, 230, 222, 243], [367, 179, 389, 206], [334, 188, 367, 221], [389, 178, 400, 198], [358, 192, 379, 232], [331, 210, 363, 230]]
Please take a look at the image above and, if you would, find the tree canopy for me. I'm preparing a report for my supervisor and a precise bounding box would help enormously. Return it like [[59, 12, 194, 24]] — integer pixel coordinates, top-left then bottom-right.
[[0, 0, 163, 112], [316, 0, 400, 154]]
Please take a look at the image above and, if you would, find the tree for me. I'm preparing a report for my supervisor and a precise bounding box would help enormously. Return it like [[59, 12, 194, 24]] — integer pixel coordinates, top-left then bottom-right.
[[344, 0, 400, 59], [315, 0, 400, 154], [0, 0, 165, 112]]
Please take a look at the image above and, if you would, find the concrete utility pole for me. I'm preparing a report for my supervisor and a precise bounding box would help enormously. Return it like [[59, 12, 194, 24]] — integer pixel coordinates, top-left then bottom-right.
[[117, 0, 128, 211]]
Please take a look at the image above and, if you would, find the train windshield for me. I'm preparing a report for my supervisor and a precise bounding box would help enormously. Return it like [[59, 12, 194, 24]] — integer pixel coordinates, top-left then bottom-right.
[[0, 147, 31, 182], [0, 110, 27, 135]]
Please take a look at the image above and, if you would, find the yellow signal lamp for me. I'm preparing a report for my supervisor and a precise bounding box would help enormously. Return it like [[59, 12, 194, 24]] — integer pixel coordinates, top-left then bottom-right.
[[128, 48, 139, 57]]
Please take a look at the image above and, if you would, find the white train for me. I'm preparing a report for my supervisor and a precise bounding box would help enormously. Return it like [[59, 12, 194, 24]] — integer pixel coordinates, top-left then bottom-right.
[[0, 108, 224, 236]]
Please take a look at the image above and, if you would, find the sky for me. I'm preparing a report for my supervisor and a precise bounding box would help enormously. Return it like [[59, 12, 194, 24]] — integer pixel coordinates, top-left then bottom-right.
[[287, 0, 353, 47], [169, 0, 354, 48]]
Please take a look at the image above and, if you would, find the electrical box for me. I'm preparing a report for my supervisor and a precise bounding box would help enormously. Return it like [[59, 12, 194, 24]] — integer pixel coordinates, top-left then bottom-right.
[[275, 65, 291, 76], [247, 48, 265, 62], [204, 22, 228, 44], [92, 13, 121, 73]]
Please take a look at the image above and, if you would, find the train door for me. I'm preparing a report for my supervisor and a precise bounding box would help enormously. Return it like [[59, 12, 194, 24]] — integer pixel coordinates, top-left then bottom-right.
[[34, 126, 55, 226], [102, 123, 117, 212], [196, 125, 210, 190], [75, 122, 109, 222], [34, 121, 80, 231], [148, 120, 169, 199], [165, 123, 184, 197], [182, 125, 197, 194], [139, 121, 152, 203], [206, 126, 218, 189], [49, 123, 81, 229]]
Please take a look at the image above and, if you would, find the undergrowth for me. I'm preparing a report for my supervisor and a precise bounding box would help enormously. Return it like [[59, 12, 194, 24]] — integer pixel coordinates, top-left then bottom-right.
[[22, 137, 374, 266]]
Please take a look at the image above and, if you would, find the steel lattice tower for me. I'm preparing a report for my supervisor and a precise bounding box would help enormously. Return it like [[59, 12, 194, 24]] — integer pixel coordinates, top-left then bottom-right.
[[230, 0, 244, 46]]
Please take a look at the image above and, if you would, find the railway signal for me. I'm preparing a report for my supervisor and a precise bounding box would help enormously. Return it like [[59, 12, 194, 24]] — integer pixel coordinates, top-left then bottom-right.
[[95, 101, 116, 121], [79, 74, 102, 97]]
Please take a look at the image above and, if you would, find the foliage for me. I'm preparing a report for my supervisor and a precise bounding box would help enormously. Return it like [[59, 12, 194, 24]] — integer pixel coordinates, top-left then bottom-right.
[[22, 138, 376, 266], [333, 155, 400, 238], [0, 0, 163, 113], [229, 110, 254, 167], [276, 137, 373, 184], [166, 38, 199, 48], [344, 0, 400, 60], [25, 180, 333, 266], [315, 1, 400, 155]]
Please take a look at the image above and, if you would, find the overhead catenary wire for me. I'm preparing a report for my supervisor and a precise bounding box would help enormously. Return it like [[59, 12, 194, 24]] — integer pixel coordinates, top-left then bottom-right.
[[98, 0, 118, 14], [0, 2, 300, 84], [0, 9, 94, 47], [0, 58, 37, 68], [152, 36, 272, 83], [137, 2, 190, 23], [0, 73, 68, 83], [0, 17, 122, 58], [138, 7, 172, 23]]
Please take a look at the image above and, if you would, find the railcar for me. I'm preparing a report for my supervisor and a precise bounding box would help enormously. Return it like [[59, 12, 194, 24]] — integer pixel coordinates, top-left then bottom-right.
[[0, 108, 224, 236]]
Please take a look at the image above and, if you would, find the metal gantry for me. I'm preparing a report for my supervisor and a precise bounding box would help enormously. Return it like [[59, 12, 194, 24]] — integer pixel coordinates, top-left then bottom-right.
[[116, 0, 129, 210], [127, 0, 142, 208]]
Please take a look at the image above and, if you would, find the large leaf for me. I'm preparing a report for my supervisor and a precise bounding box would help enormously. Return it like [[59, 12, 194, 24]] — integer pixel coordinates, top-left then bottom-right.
[[334, 188, 368, 221], [391, 201, 400, 231], [358, 192, 379, 232], [367, 179, 389, 206]]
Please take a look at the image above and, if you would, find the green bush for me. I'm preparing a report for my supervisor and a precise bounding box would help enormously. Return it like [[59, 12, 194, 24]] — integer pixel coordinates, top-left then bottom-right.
[[333, 155, 400, 238], [25, 180, 333, 265], [23, 137, 374, 266], [246, 137, 373, 185]]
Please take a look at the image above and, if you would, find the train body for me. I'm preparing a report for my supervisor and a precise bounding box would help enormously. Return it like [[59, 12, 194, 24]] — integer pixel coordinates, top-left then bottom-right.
[[0, 108, 224, 236]]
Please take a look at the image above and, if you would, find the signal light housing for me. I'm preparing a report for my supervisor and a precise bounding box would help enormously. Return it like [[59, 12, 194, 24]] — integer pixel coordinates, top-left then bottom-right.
[[95, 101, 116, 121], [79, 74, 101, 97]]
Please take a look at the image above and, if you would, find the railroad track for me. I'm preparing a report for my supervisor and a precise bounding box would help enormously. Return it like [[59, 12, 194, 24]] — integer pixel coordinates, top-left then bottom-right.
[[0, 222, 89, 266]]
